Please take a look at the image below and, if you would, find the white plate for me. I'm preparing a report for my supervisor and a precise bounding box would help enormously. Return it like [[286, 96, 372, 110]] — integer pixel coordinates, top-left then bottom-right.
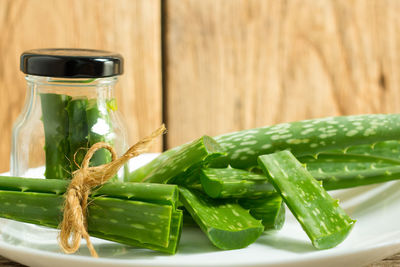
[[0, 153, 399, 267]]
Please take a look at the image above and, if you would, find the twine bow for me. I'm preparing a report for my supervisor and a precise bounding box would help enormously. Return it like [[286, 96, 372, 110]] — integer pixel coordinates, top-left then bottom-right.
[[58, 125, 166, 257]]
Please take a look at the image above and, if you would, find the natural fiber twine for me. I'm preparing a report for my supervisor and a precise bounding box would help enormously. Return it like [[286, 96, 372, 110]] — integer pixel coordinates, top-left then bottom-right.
[[58, 125, 166, 257]]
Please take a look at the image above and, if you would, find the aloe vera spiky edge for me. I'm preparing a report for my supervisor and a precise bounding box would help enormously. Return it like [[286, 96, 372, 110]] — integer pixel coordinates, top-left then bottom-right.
[[258, 151, 355, 249]]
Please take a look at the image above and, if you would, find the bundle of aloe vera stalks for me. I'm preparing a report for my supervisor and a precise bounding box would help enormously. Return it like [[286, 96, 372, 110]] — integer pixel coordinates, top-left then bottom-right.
[[1, 113, 400, 254]]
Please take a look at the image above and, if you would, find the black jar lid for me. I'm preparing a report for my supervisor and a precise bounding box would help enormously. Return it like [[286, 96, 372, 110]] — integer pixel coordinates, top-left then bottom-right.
[[20, 48, 123, 78]]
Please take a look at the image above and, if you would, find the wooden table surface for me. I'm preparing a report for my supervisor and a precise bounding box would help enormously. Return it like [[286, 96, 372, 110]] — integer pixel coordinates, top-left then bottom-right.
[[0, 253, 399, 266]]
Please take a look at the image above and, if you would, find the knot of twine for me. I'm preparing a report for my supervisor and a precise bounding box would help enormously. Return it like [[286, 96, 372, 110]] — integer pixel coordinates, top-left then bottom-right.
[[58, 125, 166, 257]]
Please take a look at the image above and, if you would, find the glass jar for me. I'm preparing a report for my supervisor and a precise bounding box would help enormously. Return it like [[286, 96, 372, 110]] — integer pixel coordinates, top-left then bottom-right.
[[11, 48, 128, 180]]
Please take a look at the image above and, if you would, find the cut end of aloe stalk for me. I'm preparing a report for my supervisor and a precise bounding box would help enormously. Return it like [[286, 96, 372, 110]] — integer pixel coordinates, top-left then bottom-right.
[[312, 220, 356, 249], [203, 135, 223, 153], [199, 171, 222, 198], [239, 193, 285, 231], [179, 187, 264, 250], [207, 226, 264, 250]]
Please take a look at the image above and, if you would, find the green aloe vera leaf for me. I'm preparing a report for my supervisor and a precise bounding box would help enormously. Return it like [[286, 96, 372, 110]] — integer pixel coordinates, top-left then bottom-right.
[[0, 176, 178, 207], [168, 151, 225, 186], [87, 197, 173, 247], [66, 98, 89, 172], [239, 193, 285, 231], [179, 187, 264, 250], [128, 136, 226, 184], [86, 99, 118, 181], [91, 209, 183, 254], [128, 149, 178, 182], [213, 114, 400, 169], [197, 167, 284, 230], [92, 182, 179, 207], [40, 93, 72, 179], [332, 140, 400, 160], [300, 153, 398, 173], [200, 167, 274, 198], [202, 162, 400, 194], [86, 99, 113, 167], [129, 114, 400, 180], [311, 165, 400, 190], [0, 191, 174, 248], [258, 151, 356, 249], [180, 206, 198, 227]]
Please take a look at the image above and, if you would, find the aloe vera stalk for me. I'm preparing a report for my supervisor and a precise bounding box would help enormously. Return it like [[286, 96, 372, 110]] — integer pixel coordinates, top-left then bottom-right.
[[198, 168, 284, 230], [40, 93, 72, 179], [91, 209, 183, 254], [300, 153, 399, 173], [129, 114, 400, 180], [86, 99, 113, 167], [204, 162, 400, 193], [179, 187, 264, 250], [331, 140, 400, 160], [66, 98, 89, 171], [200, 167, 274, 198], [299, 139, 400, 174], [310, 165, 400, 190], [258, 151, 355, 249], [0, 176, 181, 253], [214, 114, 400, 169], [128, 136, 225, 184], [0, 176, 178, 207], [239, 193, 285, 231]]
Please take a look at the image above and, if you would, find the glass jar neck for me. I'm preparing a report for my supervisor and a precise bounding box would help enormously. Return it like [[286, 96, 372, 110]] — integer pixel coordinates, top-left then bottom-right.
[[25, 75, 118, 98]]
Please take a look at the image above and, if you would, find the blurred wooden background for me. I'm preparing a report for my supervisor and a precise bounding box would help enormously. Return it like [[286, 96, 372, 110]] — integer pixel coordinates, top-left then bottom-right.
[[0, 0, 400, 172]]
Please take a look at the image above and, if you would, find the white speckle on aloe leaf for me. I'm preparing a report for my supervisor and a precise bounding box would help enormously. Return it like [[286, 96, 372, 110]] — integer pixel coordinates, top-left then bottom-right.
[[240, 140, 257, 146], [271, 135, 282, 141], [301, 128, 315, 135], [346, 130, 358, 137], [231, 153, 240, 160], [280, 134, 293, 139], [363, 128, 376, 136], [261, 144, 272, 149], [287, 138, 310, 145], [310, 143, 318, 148], [303, 124, 314, 129]]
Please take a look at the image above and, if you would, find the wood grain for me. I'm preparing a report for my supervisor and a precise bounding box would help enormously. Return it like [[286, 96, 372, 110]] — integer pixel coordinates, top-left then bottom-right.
[[0, 0, 162, 172], [164, 0, 400, 148]]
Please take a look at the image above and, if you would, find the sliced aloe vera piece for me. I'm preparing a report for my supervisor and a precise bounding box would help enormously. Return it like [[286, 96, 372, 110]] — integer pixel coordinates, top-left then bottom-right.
[[66, 98, 89, 172], [128, 136, 225, 184], [239, 193, 285, 231], [258, 151, 355, 249], [179, 187, 263, 250], [40, 93, 72, 179], [200, 167, 273, 198]]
